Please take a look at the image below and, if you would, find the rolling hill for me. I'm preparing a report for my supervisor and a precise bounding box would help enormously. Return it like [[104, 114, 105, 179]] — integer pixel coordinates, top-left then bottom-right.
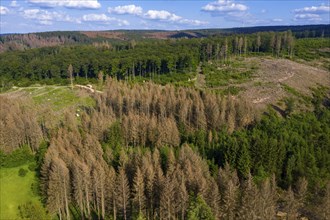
[[1, 24, 329, 53]]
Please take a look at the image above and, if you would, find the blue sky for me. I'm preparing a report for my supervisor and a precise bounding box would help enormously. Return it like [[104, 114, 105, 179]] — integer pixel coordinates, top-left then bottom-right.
[[0, 0, 329, 33]]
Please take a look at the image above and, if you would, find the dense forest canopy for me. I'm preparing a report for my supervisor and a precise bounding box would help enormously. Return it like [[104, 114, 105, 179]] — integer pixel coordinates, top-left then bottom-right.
[[1, 80, 329, 220], [0, 25, 330, 220]]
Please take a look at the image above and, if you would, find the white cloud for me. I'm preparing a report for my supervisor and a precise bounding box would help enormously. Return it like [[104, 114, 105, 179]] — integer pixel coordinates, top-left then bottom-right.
[[294, 13, 322, 21], [28, 0, 101, 9], [39, 20, 53, 25], [292, 5, 329, 22], [106, 5, 207, 27], [142, 10, 207, 26], [224, 11, 252, 22], [144, 10, 182, 21], [0, 6, 9, 15], [202, 0, 248, 13], [83, 14, 112, 22], [272, 18, 283, 22], [201, 0, 253, 24], [293, 5, 330, 14], [108, 5, 143, 16], [23, 9, 53, 20], [179, 19, 209, 26], [10, 1, 19, 8], [22, 9, 80, 24], [82, 14, 129, 26]]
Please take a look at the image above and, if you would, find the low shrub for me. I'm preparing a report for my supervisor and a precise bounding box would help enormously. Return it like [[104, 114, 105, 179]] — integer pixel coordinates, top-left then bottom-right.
[[18, 168, 28, 177]]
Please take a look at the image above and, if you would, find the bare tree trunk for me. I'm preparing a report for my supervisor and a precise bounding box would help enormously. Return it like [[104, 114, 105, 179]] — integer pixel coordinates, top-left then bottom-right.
[[58, 207, 62, 220], [86, 186, 91, 217], [101, 187, 105, 219], [113, 200, 116, 220], [64, 187, 70, 220]]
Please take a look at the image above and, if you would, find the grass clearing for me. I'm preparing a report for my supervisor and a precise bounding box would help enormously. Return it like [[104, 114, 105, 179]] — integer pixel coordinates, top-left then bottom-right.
[[203, 59, 258, 88], [32, 87, 95, 111], [282, 84, 312, 105], [0, 163, 44, 220], [3, 86, 96, 112]]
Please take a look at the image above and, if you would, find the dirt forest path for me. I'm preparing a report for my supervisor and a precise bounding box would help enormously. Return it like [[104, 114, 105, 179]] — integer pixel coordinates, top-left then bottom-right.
[[11, 85, 68, 90], [195, 63, 206, 89], [75, 85, 103, 93], [1, 85, 69, 98], [1, 85, 103, 98]]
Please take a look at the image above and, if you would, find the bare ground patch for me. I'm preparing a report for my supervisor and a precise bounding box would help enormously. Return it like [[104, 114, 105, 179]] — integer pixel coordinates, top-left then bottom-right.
[[216, 57, 330, 110], [80, 31, 124, 40], [249, 58, 328, 108]]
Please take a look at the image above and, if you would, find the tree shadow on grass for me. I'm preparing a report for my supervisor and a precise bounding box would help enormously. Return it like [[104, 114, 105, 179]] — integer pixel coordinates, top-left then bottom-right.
[[270, 104, 286, 118]]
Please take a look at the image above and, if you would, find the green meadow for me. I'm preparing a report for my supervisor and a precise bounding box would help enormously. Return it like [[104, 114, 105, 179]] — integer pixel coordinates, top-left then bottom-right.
[[0, 164, 44, 220]]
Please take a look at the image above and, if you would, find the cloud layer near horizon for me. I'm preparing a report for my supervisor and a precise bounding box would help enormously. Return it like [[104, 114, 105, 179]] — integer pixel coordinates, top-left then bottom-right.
[[27, 0, 101, 9], [0, 0, 329, 33]]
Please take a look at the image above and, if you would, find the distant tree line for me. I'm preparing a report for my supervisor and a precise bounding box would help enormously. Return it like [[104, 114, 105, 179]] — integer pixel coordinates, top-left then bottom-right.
[[1, 24, 328, 53], [1, 30, 329, 89]]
